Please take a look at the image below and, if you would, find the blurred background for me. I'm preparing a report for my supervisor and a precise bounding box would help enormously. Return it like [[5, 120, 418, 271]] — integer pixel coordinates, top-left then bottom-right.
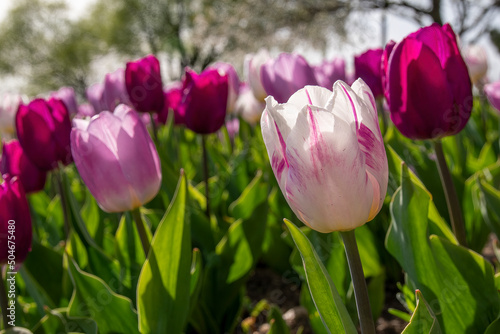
[[0, 0, 499, 98]]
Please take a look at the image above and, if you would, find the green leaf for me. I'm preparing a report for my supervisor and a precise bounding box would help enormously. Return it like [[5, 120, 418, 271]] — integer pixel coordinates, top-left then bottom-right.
[[402, 290, 441, 334], [484, 315, 500, 334], [137, 171, 191, 334], [386, 163, 500, 333], [267, 306, 291, 334], [32, 307, 97, 334], [228, 170, 267, 220], [284, 219, 357, 334], [66, 255, 139, 334]]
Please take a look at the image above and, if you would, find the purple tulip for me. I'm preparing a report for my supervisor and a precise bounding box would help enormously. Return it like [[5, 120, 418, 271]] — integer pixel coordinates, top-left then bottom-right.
[[157, 82, 184, 125], [51, 86, 78, 115], [245, 49, 271, 102], [16, 98, 72, 171], [104, 68, 131, 111], [383, 23, 472, 140], [0, 93, 23, 139], [484, 81, 500, 112], [0, 175, 32, 264], [261, 53, 318, 103], [1, 140, 47, 193], [75, 103, 96, 119], [354, 48, 384, 98], [313, 57, 346, 89], [86, 82, 107, 113], [207, 62, 241, 113], [125, 55, 164, 113], [261, 79, 388, 232], [181, 68, 229, 134], [71, 105, 162, 213]]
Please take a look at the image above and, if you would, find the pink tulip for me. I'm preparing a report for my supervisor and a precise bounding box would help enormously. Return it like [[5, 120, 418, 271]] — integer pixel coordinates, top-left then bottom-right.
[[463, 44, 488, 85], [313, 57, 346, 89], [484, 81, 500, 112], [0, 93, 23, 139], [86, 83, 107, 113], [71, 105, 162, 213], [261, 79, 388, 232], [103, 68, 131, 111], [261, 53, 318, 103], [51, 86, 78, 115]]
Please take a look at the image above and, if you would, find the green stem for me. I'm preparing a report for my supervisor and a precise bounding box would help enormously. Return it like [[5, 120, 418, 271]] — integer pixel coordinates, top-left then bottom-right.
[[0, 270, 11, 329], [434, 140, 467, 246], [149, 112, 159, 143], [340, 230, 376, 334], [131, 208, 150, 256], [55, 169, 71, 240], [201, 135, 211, 218]]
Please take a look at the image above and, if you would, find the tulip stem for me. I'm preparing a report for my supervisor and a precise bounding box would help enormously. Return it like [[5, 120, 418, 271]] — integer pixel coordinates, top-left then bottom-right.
[[0, 269, 11, 329], [55, 169, 71, 240], [131, 208, 150, 256], [149, 113, 159, 143], [340, 229, 376, 334], [434, 140, 467, 246], [201, 135, 211, 218]]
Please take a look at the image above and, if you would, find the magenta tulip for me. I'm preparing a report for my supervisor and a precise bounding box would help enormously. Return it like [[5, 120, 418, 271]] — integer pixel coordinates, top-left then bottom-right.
[[0, 93, 23, 139], [16, 98, 72, 171], [261, 79, 388, 232], [71, 105, 161, 213], [125, 55, 164, 113], [157, 82, 184, 125], [207, 62, 240, 114], [51, 87, 78, 115], [1, 140, 46, 193], [484, 81, 500, 112], [383, 23, 472, 139], [354, 48, 384, 98], [0, 175, 32, 264], [313, 57, 346, 89], [181, 68, 229, 134], [261, 53, 318, 103]]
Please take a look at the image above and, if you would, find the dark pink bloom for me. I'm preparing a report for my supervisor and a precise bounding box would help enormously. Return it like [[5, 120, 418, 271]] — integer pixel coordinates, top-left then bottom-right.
[[0, 176, 32, 264], [51, 87, 78, 115], [261, 53, 318, 103], [207, 62, 240, 113], [1, 140, 46, 193], [354, 48, 384, 98], [157, 82, 184, 125], [383, 23, 472, 139], [181, 68, 229, 134], [16, 98, 72, 171], [313, 57, 346, 89], [125, 55, 164, 113]]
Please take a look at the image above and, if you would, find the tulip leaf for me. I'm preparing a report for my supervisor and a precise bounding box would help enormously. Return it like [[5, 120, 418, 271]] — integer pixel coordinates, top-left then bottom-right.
[[137, 171, 191, 334], [283, 219, 357, 334], [401, 290, 441, 334], [267, 306, 291, 334], [386, 163, 500, 333], [484, 316, 500, 334], [32, 307, 97, 334], [66, 255, 139, 334], [228, 170, 267, 220]]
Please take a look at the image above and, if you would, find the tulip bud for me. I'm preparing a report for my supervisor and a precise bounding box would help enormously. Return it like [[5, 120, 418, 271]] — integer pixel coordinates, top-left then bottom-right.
[[235, 83, 265, 125], [0, 93, 23, 139], [313, 57, 347, 89], [71, 105, 162, 213], [463, 44, 488, 85], [261, 80, 388, 232], [16, 98, 72, 171], [51, 86, 78, 115], [245, 49, 271, 102], [125, 55, 164, 113], [181, 68, 229, 134], [383, 23, 472, 140], [354, 48, 384, 98], [484, 81, 500, 113], [261, 53, 318, 103], [207, 62, 241, 114], [0, 175, 32, 264], [1, 140, 46, 193]]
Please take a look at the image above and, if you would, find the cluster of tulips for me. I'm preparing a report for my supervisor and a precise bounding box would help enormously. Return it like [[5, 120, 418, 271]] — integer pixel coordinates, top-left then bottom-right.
[[1, 21, 500, 334]]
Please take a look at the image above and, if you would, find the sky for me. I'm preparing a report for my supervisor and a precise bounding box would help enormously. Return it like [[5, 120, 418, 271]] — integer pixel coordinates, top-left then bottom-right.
[[0, 0, 498, 92]]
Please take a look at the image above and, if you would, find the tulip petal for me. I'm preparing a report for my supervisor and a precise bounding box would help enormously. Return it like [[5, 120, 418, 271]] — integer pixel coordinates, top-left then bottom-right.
[[284, 105, 374, 232], [287, 85, 333, 109], [85, 111, 123, 156]]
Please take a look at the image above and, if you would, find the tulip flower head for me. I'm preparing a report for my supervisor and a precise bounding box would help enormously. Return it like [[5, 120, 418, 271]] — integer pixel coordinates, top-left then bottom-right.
[[261, 79, 388, 232], [86, 82, 107, 113], [16, 98, 73, 171], [125, 55, 164, 113], [157, 82, 185, 125], [313, 57, 347, 89], [383, 23, 472, 140], [71, 105, 162, 213], [463, 44, 488, 85], [104, 68, 131, 111], [484, 81, 500, 113], [354, 48, 384, 98], [245, 49, 271, 102], [181, 67, 229, 134], [1, 140, 47, 193], [51, 86, 78, 115], [0, 175, 32, 264], [235, 83, 265, 125], [0, 93, 23, 139], [261, 52, 318, 103], [207, 62, 241, 114]]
